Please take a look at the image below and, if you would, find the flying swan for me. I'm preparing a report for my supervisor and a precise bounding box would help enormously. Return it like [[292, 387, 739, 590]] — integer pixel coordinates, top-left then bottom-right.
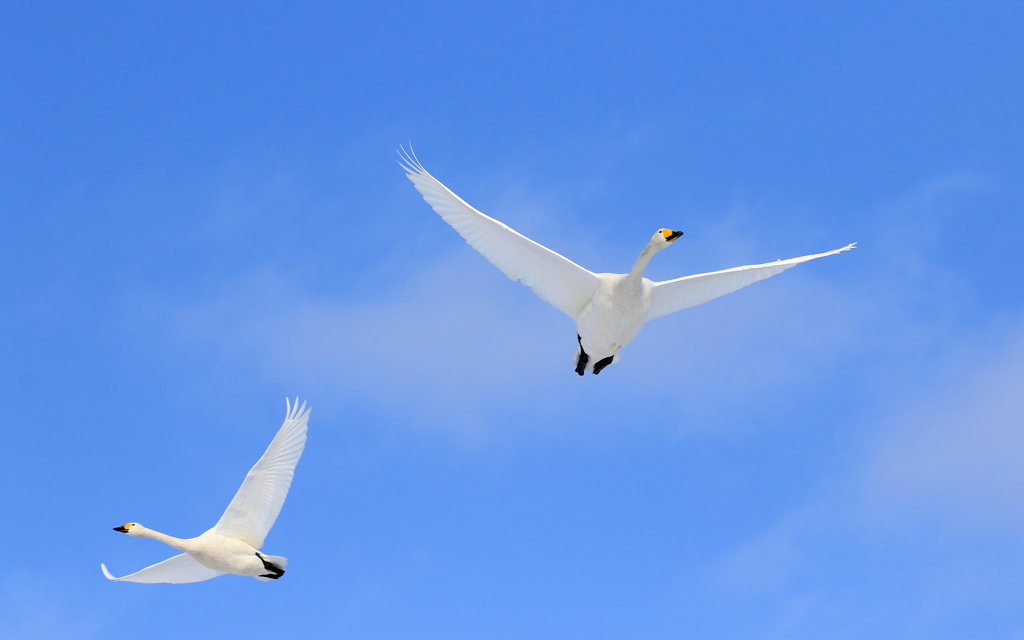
[[400, 148, 855, 375], [100, 398, 310, 583]]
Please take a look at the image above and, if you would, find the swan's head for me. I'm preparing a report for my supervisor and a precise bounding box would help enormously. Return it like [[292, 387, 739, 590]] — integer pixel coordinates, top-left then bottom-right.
[[652, 228, 684, 249], [113, 523, 143, 536]]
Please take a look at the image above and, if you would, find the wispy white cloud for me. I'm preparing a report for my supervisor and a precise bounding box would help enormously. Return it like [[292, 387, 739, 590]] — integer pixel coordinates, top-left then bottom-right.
[[679, 317, 1024, 636], [134, 169, 994, 449], [149, 243, 865, 440], [861, 325, 1024, 529]]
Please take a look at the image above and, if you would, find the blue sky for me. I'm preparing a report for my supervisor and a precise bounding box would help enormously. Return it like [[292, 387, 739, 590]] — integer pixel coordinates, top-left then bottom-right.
[[2, 1, 1023, 638]]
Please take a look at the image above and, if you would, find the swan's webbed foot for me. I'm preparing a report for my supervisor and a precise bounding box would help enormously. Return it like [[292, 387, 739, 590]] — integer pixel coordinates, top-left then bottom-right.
[[255, 552, 285, 580], [592, 355, 614, 375], [575, 335, 588, 376]]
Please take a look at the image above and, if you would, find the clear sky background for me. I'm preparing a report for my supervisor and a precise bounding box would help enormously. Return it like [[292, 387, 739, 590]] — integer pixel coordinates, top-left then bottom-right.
[[2, 1, 1023, 638]]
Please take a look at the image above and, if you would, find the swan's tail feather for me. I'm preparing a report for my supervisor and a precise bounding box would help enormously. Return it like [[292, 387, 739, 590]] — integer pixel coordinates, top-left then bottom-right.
[[255, 552, 288, 580]]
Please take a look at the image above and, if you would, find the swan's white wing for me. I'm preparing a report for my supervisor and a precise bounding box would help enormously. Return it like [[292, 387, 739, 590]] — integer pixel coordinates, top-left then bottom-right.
[[207, 398, 310, 549], [100, 554, 224, 584], [400, 148, 600, 319], [648, 243, 855, 321]]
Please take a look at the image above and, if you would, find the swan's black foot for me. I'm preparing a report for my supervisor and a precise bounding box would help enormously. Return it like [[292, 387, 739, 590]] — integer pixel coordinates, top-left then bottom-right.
[[592, 355, 614, 375], [575, 334, 589, 376], [256, 552, 285, 579]]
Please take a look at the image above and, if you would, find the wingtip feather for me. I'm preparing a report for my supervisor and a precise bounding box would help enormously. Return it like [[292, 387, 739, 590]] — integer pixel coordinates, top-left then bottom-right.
[[397, 144, 427, 176], [282, 396, 310, 422], [100, 563, 118, 581], [283, 396, 311, 422]]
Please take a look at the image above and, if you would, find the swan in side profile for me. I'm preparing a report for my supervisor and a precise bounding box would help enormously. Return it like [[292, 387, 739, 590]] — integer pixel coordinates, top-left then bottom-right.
[[400, 148, 855, 375], [100, 398, 310, 583]]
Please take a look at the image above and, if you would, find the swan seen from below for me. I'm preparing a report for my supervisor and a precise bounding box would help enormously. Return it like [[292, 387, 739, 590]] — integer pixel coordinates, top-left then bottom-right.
[[100, 398, 310, 583], [400, 148, 855, 375]]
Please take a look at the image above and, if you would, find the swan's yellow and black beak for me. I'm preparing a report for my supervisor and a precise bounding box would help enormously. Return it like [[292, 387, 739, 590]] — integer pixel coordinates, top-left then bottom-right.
[[661, 229, 684, 242], [113, 524, 130, 533]]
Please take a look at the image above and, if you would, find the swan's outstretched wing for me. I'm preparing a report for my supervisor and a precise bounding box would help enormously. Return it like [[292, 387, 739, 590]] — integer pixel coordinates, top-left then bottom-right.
[[207, 398, 310, 549], [100, 554, 224, 584], [400, 148, 600, 319], [648, 243, 855, 321]]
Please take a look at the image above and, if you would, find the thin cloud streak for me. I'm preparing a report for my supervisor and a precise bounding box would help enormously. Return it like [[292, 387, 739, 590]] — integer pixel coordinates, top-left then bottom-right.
[[157, 247, 864, 438], [142, 172, 991, 443]]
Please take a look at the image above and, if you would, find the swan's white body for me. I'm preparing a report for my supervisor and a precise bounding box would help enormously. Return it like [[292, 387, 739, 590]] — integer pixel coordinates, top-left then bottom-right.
[[400, 149, 854, 374], [574, 272, 652, 368], [101, 398, 310, 583], [101, 529, 286, 583]]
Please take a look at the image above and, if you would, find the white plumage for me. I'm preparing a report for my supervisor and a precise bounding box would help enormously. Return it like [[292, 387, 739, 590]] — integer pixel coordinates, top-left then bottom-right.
[[400, 148, 854, 375], [101, 398, 310, 583]]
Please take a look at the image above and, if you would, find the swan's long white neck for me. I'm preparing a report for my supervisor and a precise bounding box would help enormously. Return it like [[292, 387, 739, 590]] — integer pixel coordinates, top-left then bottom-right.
[[623, 242, 659, 289], [135, 526, 190, 552]]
